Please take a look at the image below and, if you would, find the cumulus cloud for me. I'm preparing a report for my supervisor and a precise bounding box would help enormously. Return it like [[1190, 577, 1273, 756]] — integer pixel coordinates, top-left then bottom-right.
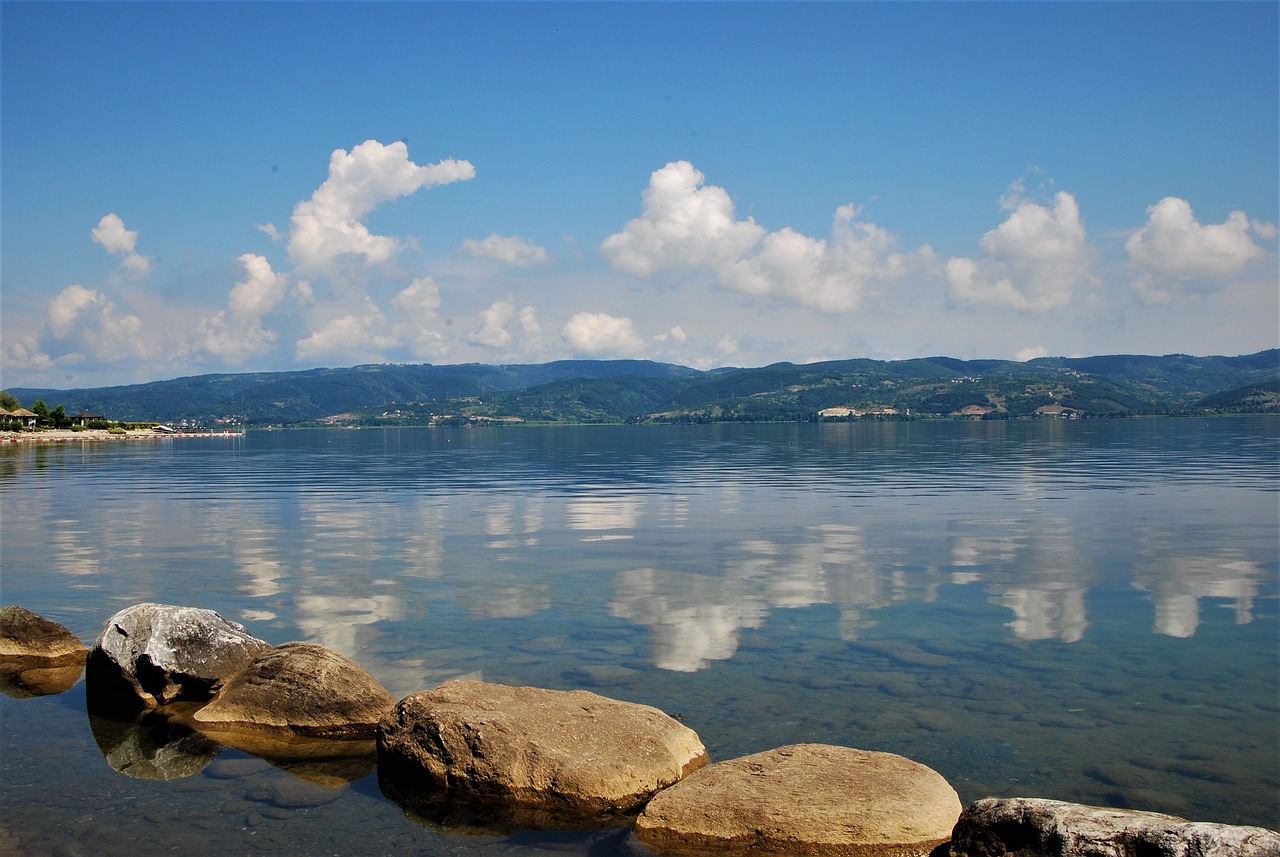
[[44, 284, 147, 362], [467, 299, 543, 353], [460, 234, 551, 267], [601, 161, 927, 313], [91, 213, 152, 277], [1015, 346, 1050, 362], [946, 190, 1090, 311], [2, 333, 55, 371], [198, 254, 288, 358], [719, 205, 921, 312], [391, 276, 445, 357], [1126, 197, 1272, 303], [287, 139, 475, 275], [296, 301, 399, 362], [469, 300, 518, 348], [561, 311, 646, 357], [602, 161, 764, 276]]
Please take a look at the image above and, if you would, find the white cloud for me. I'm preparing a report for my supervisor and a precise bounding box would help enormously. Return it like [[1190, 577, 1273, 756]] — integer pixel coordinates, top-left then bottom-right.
[[654, 325, 688, 344], [601, 162, 926, 313], [296, 300, 399, 362], [91, 213, 152, 277], [460, 234, 551, 267], [601, 161, 764, 276], [287, 139, 475, 275], [44, 284, 147, 362], [518, 306, 542, 338], [467, 299, 543, 353], [227, 254, 288, 318], [1015, 346, 1049, 362], [1127, 197, 1271, 303], [561, 311, 646, 357], [390, 277, 446, 359], [719, 205, 925, 312], [2, 333, 55, 371], [469, 300, 517, 348], [946, 190, 1090, 311], [256, 222, 283, 242], [198, 254, 288, 359]]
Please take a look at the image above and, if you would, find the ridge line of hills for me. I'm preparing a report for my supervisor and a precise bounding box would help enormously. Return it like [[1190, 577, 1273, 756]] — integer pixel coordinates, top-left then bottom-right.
[[6, 350, 1278, 426]]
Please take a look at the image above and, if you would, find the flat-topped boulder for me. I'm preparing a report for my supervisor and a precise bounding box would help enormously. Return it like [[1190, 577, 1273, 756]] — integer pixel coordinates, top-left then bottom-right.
[[192, 642, 394, 740], [949, 797, 1280, 857], [0, 605, 87, 660], [377, 679, 708, 831], [631, 744, 961, 857], [86, 603, 270, 712]]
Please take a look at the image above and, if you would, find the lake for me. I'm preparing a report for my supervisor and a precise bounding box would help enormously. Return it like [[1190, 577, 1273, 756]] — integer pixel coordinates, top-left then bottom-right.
[[1, 417, 1277, 855]]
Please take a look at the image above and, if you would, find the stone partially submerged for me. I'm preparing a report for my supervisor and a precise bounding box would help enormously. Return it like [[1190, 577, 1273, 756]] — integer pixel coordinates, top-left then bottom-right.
[[631, 743, 961, 857], [0, 605, 87, 660], [949, 797, 1280, 857], [192, 642, 395, 742], [377, 679, 708, 832], [0, 605, 87, 697], [86, 603, 270, 712]]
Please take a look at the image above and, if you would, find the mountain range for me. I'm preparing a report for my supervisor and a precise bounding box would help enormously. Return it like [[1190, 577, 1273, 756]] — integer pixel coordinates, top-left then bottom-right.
[[7, 350, 1278, 426]]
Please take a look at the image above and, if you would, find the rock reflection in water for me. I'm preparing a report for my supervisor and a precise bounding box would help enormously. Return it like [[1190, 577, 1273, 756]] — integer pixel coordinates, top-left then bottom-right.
[[0, 653, 85, 698], [378, 770, 640, 836], [190, 722, 377, 787], [88, 706, 224, 781]]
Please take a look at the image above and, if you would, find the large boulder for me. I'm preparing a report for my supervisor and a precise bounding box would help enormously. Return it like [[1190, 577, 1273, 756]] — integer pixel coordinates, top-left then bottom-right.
[[377, 679, 708, 831], [949, 797, 1280, 857], [86, 603, 270, 712], [631, 744, 961, 857], [0, 605, 87, 659], [191, 642, 394, 740]]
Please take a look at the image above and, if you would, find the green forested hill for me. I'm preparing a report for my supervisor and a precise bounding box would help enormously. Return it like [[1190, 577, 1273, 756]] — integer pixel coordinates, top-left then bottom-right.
[[7, 350, 1277, 426]]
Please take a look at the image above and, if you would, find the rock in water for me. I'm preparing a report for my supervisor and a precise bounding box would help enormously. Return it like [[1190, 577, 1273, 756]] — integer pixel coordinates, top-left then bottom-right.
[[192, 642, 394, 738], [377, 679, 708, 831], [0, 605, 87, 659], [631, 743, 962, 857], [949, 797, 1280, 857], [87, 603, 270, 712]]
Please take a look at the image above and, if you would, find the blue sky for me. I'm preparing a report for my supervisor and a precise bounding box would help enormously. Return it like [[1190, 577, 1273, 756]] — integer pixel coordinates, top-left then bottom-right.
[[3, 1, 1276, 389]]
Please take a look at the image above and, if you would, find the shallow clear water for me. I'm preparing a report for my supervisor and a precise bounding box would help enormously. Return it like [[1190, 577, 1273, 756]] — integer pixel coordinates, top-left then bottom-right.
[[1, 418, 1277, 854]]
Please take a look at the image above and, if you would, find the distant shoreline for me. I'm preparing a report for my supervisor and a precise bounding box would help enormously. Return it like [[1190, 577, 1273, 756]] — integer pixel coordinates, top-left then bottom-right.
[[0, 429, 244, 444]]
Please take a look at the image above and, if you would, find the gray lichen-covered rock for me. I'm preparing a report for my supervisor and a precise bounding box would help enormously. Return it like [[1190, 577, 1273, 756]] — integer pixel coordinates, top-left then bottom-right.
[[377, 679, 708, 831], [86, 603, 270, 712], [631, 744, 962, 857], [0, 605, 87, 659], [949, 797, 1280, 857], [192, 642, 395, 739]]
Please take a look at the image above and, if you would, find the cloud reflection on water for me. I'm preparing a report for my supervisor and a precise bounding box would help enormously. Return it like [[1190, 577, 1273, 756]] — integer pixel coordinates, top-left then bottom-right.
[[1, 423, 1274, 680]]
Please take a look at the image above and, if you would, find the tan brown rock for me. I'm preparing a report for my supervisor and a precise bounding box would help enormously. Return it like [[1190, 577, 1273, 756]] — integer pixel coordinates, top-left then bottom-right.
[[0, 605, 87, 659], [377, 679, 708, 831], [949, 797, 1280, 857], [192, 642, 394, 738], [631, 743, 961, 857]]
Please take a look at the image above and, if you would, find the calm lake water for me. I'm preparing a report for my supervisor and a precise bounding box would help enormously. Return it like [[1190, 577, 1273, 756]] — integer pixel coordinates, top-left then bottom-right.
[[1, 418, 1277, 854]]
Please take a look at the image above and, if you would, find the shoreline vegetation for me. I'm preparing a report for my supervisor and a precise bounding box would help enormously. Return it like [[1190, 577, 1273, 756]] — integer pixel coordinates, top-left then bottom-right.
[[4, 351, 1277, 429]]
